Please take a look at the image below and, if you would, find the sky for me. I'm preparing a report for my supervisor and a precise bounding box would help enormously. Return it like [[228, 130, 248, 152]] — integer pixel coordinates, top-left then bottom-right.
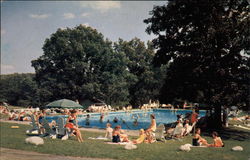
[[1, 1, 166, 74]]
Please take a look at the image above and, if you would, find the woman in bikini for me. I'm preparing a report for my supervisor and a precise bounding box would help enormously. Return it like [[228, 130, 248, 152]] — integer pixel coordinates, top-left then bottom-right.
[[65, 110, 83, 142], [133, 129, 146, 144]]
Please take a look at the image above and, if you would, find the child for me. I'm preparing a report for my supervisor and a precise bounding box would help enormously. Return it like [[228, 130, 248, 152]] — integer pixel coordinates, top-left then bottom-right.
[[133, 129, 146, 144], [208, 131, 224, 147]]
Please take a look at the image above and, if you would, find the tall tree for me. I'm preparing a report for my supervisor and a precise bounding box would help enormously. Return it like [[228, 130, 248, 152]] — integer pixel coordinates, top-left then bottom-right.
[[0, 73, 39, 106], [32, 25, 130, 106], [145, 0, 250, 128], [114, 38, 166, 107]]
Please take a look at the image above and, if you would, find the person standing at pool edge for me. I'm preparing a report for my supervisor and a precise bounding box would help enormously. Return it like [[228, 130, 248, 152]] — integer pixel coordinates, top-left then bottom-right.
[[190, 109, 198, 135]]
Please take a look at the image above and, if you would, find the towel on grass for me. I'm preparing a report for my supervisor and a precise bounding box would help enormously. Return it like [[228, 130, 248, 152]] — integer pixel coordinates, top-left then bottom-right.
[[106, 142, 130, 145], [88, 136, 109, 140]]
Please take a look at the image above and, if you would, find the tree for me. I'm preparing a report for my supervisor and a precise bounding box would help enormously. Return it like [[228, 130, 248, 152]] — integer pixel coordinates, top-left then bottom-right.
[[114, 38, 166, 107], [145, 0, 250, 128], [0, 73, 39, 106], [32, 25, 130, 106]]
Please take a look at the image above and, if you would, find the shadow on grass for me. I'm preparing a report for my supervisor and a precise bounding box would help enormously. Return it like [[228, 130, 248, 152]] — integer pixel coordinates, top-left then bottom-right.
[[203, 126, 250, 141]]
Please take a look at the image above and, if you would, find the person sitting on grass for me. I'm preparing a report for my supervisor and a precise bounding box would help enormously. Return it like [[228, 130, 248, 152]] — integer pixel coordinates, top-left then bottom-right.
[[133, 129, 146, 144], [207, 131, 224, 147], [112, 125, 129, 143], [65, 109, 83, 143], [105, 123, 113, 139], [18, 110, 31, 121], [193, 128, 208, 146], [37, 109, 46, 134], [120, 128, 129, 142], [112, 125, 121, 143], [145, 114, 157, 143], [8, 110, 15, 120]]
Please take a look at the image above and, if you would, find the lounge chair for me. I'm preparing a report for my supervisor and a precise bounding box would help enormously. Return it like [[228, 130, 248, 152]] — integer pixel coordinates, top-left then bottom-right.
[[56, 117, 68, 138], [56, 117, 74, 140], [171, 125, 184, 138], [40, 119, 56, 138], [184, 122, 196, 136], [26, 115, 39, 135], [155, 124, 166, 142]]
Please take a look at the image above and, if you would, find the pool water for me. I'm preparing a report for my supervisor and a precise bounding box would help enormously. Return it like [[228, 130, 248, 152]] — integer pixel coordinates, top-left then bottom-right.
[[46, 109, 205, 130]]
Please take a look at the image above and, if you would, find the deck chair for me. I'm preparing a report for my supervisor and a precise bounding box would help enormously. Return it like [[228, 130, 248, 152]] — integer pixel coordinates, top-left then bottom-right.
[[56, 117, 74, 140], [26, 115, 39, 135], [184, 122, 196, 136], [40, 119, 56, 138], [171, 125, 184, 138], [56, 117, 68, 138], [155, 124, 166, 142]]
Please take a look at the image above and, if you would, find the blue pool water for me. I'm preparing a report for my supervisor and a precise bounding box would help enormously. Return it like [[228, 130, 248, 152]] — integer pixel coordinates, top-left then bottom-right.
[[46, 109, 205, 130]]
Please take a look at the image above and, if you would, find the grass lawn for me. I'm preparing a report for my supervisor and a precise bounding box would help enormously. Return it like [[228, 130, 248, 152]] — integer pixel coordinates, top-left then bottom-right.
[[0, 122, 249, 160]]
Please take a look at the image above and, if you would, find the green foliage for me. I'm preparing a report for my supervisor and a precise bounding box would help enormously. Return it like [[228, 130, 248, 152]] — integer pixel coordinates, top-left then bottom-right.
[[0, 73, 39, 106], [32, 25, 133, 106], [31, 25, 166, 107], [114, 38, 166, 107], [144, 0, 250, 127]]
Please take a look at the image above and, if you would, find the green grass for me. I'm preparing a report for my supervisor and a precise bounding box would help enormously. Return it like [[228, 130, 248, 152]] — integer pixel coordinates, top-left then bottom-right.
[[0, 122, 250, 160]]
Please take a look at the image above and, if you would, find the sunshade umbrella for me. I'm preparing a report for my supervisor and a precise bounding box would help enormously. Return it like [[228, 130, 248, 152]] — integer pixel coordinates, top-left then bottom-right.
[[46, 99, 83, 109]]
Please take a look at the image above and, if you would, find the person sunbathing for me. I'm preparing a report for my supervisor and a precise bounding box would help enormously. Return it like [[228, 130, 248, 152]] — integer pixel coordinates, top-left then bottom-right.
[[193, 128, 208, 146], [37, 109, 46, 134], [208, 131, 224, 147], [105, 123, 113, 139], [133, 129, 146, 144], [145, 114, 156, 143], [120, 129, 129, 142], [112, 125, 121, 143], [8, 110, 15, 120], [65, 110, 83, 142], [112, 125, 129, 143]]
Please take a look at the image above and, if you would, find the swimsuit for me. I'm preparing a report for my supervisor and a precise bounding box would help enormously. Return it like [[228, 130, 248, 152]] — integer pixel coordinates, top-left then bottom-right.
[[38, 116, 44, 124], [112, 135, 121, 143], [192, 138, 199, 146], [65, 116, 76, 129], [213, 137, 224, 147]]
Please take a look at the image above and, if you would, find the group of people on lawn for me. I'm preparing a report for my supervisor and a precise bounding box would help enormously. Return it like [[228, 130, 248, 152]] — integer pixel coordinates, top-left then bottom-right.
[[104, 111, 224, 147], [1, 105, 224, 147], [105, 114, 157, 144]]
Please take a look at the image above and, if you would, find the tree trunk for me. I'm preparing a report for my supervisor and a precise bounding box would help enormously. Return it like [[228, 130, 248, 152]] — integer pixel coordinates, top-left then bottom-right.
[[213, 105, 222, 129]]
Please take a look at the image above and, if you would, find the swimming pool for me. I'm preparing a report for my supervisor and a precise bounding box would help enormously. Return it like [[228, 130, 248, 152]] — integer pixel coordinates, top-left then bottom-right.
[[46, 109, 206, 130]]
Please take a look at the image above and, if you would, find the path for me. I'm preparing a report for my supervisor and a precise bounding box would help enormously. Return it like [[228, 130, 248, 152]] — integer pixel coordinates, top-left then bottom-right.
[[0, 148, 113, 160]]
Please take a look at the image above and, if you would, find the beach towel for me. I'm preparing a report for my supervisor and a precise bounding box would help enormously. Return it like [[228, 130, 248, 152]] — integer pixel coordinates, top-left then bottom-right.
[[88, 136, 109, 140], [105, 142, 130, 145]]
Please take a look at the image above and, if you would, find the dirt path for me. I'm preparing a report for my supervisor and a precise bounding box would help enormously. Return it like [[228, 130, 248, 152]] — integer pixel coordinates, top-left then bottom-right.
[[0, 148, 113, 160]]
